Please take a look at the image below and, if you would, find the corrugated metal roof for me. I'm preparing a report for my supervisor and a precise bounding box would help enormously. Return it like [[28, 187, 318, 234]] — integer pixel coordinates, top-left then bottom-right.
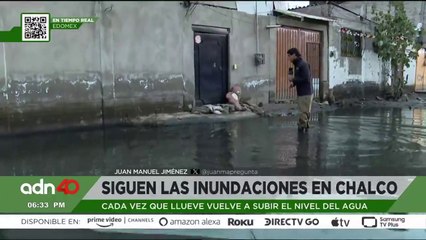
[[274, 9, 335, 22], [287, 2, 324, 11], [287, 1, 347, 11]]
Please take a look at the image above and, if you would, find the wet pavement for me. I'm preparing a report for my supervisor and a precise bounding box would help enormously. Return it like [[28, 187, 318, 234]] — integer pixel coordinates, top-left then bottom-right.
[[1, 106, 426, 239]]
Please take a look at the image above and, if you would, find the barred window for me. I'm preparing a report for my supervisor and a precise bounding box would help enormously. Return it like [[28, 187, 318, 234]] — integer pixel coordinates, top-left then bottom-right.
[[341, 29, 362, 58]]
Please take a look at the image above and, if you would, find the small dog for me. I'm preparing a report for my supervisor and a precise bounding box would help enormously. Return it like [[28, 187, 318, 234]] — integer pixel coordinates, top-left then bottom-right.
[[226, 84, 242, 111]]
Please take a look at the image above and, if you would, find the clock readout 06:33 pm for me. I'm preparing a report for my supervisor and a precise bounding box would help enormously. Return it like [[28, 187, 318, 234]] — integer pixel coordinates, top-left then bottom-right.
[[27, 202, 66, 209]]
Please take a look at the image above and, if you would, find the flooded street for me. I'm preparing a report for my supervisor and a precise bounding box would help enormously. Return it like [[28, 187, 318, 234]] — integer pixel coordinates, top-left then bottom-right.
[[1, 106, 426, 239], [0, 107, 425, 176]]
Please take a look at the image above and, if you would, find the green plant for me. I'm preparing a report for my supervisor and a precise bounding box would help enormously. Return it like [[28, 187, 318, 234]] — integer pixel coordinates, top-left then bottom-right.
[[372, 1, 422, 99]]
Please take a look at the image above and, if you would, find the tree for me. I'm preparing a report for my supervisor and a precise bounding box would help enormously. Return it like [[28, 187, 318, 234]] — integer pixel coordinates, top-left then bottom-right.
[[372, 1, 422, 99]]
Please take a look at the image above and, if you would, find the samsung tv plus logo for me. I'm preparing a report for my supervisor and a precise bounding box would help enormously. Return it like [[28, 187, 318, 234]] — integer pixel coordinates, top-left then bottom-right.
[[20, 178, 80, 195]]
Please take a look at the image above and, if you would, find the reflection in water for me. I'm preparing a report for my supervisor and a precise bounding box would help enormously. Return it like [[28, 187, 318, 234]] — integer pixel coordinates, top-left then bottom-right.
[[295, 131, 309, 174], [194, 123, 234, 169], [0, 107, 425, 176], [344, 107, 361, 173], [412, 108, 425, 126], [412, 108, 426, 148], [1, 108, 426, 240]]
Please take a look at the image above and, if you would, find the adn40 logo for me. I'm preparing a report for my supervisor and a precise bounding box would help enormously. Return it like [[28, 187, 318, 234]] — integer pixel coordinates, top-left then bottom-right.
[[20, 179, 80, 195]]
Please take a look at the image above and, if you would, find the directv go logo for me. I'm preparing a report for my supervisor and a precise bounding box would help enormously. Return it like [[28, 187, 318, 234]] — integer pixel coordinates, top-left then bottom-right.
[[20, 179, 80, 195]]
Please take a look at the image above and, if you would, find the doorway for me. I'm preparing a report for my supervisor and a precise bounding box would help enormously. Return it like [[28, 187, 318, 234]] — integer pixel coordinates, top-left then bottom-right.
[[306, 42, 321, 99], [276, 27, 321, 101], [193, 26, 229, 105], [415, 48, 426, 92]]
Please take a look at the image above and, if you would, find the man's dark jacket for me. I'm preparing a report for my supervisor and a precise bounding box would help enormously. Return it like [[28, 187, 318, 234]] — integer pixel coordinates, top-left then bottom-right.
[[292, 57, 313, 96]]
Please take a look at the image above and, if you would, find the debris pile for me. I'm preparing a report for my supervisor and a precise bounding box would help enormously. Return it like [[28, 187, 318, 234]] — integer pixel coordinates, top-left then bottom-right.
[[191, 102, 265, 116]]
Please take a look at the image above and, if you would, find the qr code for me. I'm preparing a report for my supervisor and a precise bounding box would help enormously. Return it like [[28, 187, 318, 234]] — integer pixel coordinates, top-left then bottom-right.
[[21, 14, 50, 42]]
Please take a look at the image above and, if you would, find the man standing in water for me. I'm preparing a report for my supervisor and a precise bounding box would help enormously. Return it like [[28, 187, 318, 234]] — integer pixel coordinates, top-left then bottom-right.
[[287, 48, 313, 132]]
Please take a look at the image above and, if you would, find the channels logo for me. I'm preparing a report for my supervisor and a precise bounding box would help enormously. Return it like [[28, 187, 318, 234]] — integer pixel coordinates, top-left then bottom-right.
[[127, 217, 154, 223], [159, 217, 168, 227], [20, 178, 80, 195], [228, 218, 254, 226], [362, 216, 377, 228], [331, 218, 350, 227]]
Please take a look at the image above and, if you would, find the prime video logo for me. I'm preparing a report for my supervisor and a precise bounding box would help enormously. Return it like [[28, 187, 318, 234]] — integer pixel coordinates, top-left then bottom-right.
[[20, 179, 80, 195]]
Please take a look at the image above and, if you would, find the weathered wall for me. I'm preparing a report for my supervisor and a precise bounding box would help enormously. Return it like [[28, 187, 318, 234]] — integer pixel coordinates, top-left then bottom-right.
[[0, 1, 101, 134], [294, 1, 425, 99], [102, 1, 190, 122], [327, 25, 383, 85], [0, 1, 275, 134]]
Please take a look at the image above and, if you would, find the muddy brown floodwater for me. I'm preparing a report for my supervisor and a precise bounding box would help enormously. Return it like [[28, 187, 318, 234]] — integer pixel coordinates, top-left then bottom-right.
[[1, 106, 426, 239], [0, 106, 425, 176]]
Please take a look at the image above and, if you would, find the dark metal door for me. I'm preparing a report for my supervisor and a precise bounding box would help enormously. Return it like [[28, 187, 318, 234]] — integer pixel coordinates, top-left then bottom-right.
[[194, 32, 228, 105]]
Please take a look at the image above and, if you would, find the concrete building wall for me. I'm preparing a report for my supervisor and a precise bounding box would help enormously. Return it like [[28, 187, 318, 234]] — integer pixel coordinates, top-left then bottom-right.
[[293, 1, 425, 99], [327, 18, 384, 89], [0, 1, 276, 134], [0, 1, 102, 134]]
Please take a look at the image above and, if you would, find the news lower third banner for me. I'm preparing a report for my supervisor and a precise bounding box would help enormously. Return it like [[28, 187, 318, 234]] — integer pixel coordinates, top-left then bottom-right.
[[0, 176, 425, 214]]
